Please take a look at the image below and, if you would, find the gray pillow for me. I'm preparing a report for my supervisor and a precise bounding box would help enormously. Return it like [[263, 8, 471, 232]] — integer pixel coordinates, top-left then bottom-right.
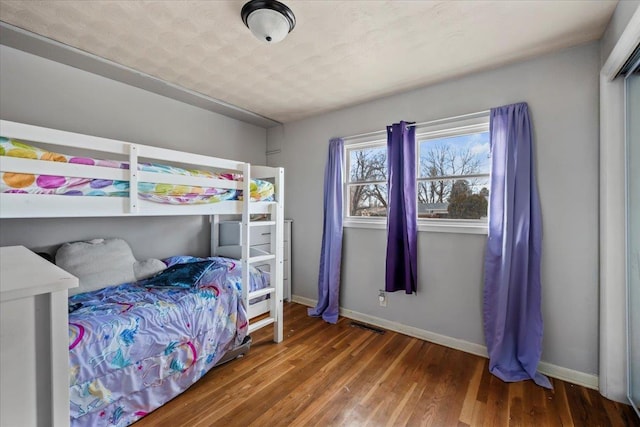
[[134, 258, 167, 280], [56, 238, 137, 296]]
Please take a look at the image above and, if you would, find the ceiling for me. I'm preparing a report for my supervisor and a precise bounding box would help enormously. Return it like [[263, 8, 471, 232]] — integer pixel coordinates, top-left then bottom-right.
[[0, 1, 618, 126]]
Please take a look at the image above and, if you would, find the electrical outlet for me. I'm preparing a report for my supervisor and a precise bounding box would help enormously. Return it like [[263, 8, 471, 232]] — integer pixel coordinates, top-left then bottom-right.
[[378, 290, 387, 307]]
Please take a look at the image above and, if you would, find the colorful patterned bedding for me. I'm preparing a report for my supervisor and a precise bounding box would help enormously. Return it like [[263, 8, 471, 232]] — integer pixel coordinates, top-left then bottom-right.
[[0, 138, 274, 203], [68, 256, 267, 427]]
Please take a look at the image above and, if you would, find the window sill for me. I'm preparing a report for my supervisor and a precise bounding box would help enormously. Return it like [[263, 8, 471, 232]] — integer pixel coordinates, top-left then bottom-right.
[[343, 218, 488, 235], [344, 218, 386, 230], [418, 222, 487, 235]]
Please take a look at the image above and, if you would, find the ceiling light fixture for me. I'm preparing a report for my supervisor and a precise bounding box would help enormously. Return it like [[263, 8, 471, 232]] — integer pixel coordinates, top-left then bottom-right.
[[241, 0, 296, 44]]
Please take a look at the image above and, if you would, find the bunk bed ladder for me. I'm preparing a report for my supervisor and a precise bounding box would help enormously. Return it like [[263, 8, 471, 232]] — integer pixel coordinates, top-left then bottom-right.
[[241, 163, 284, 343]]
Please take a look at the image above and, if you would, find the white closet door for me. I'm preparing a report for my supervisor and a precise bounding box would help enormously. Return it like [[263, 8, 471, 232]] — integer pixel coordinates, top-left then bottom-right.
[[626, 64, 640, 416]]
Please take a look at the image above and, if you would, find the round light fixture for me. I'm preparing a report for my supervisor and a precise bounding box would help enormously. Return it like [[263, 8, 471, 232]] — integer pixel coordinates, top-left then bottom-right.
[[241, 0, 296, 44]]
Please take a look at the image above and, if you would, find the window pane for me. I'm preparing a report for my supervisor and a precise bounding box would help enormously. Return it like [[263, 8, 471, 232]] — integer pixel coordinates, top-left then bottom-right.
[[418, 177, 489, 219], [349, 146, 387, 183], [349, 184, 388, 217], [419, 132, 490, 178]]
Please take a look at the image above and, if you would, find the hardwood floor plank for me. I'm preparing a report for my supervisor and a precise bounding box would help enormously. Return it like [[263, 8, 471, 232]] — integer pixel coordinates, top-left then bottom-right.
[[602, 395, 638, 427], [583, 387, 612, 427], [429, 348, 480, 427], [361, 339, 432, 425], [248, 325, 378, 426], [403, 343, 450, 426], [360, 338, 418, 404], [522, 376, 550, 426], [460, 359, 485, 425], [546, 380, 575, 427], [508, 381, 525, 426], [565, 382, 596, 426], [476, 360, 493, 404], [471, 401, 487, 426], [132, 303, 638, 427], [612, 401, 640, 427], [300, 332, 406, 426], [388, 342, 441, 426], [385, 381, 418, 427], [220, 325, 361, 425], [481, 368, 510, 426]]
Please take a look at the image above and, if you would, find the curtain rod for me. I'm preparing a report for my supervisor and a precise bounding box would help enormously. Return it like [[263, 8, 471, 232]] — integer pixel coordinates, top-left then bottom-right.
[[341, 109, 491, 141]]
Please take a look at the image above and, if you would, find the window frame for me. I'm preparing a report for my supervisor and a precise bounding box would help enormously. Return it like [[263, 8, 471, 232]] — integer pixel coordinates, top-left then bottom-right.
[[344, 137, 389, 222], [343, 114, 490, 234]]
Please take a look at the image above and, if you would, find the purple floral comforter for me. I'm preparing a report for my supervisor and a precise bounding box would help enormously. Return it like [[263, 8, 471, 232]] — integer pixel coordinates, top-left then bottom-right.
[[68, 256, 266, 427]]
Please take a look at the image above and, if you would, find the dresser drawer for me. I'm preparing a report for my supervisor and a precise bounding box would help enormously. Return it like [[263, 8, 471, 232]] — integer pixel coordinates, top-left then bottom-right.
[[251, 226, 273, 245]]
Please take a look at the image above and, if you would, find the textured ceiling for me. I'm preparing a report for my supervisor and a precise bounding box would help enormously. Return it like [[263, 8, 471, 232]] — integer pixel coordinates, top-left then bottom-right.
[[0, 1, 618, 125]]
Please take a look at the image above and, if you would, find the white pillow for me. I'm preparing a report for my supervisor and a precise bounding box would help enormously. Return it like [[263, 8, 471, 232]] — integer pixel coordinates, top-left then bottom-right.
[[134, 258, 167, 280], [56, 238, 137, 296]]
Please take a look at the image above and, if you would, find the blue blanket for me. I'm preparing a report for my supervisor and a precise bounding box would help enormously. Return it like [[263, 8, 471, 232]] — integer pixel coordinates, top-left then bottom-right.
[[68, 256, 265, 427]]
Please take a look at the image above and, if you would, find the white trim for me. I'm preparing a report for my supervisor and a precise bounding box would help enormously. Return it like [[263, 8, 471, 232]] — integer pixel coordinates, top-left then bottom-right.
[[418, 221, 487, 234], [600, 71, 629, 404], [343, 218, 386, 230], [50, 289, 71, 426], [537, 361, 599, 390], [292, 295, 598, 390], [415, 120, 489, 141], [341, 109, 490, 142], [343, 218, 488, 234], [417, 173, 490, 182], [601, 7, 640, 80], [599, 4, 640, 404], [344, 137, 388, 149]]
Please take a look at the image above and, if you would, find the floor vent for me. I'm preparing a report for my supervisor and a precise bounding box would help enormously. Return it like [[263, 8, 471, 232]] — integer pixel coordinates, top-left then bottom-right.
[[350, 321, 385, 334]]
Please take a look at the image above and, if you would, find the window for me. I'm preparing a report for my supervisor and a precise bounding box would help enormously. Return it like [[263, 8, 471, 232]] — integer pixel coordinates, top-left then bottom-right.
[[417, 128, 490, 220], [346, 141, 387, 217], [344, 114, 490, 233]]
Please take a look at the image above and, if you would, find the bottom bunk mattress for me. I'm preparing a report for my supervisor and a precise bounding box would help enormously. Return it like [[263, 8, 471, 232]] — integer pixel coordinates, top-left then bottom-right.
[[68, 256, 267, 427]]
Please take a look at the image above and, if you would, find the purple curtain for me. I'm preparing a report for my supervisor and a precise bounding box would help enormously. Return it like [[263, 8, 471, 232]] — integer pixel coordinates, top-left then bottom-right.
[[483, 103, 551, 388], [385, 121, 417, 294], [308, 138, 344, 323]]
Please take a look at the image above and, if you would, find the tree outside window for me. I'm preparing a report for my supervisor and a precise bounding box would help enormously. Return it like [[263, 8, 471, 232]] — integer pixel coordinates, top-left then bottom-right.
[[418, 131, 490, 219], [347, 145, 387, 217], [345, 125, 490, 223]]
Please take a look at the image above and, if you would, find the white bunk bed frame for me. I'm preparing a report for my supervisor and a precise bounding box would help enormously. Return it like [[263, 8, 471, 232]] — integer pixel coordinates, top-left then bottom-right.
[[0, 119, 284, 343]]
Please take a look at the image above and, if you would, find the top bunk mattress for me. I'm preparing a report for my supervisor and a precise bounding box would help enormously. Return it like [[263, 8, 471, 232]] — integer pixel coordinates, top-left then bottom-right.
[[0, 138, 274, 204]]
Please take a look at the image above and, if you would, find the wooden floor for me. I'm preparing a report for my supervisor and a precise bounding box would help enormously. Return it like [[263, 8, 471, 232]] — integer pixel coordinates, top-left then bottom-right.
[[135, 302, 638, 427]]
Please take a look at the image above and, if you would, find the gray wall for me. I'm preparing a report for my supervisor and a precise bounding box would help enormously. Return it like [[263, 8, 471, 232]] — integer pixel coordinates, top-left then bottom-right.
[[269, 42, 601, 375], [0, 45, 267, 259]]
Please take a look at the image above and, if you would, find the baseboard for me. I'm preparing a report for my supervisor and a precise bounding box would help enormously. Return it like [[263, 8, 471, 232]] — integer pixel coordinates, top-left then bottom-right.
[[291, 295, 599, 390], [537, 361, 599, 390]]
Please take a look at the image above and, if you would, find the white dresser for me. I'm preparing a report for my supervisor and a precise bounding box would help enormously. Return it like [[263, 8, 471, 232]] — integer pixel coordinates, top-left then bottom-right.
[[0, 246, 78, 427], [217, 219, 292, 301]]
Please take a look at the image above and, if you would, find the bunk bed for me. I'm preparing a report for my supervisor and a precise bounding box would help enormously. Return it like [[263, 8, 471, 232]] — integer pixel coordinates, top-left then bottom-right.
[[0, 120, 284, 427]]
